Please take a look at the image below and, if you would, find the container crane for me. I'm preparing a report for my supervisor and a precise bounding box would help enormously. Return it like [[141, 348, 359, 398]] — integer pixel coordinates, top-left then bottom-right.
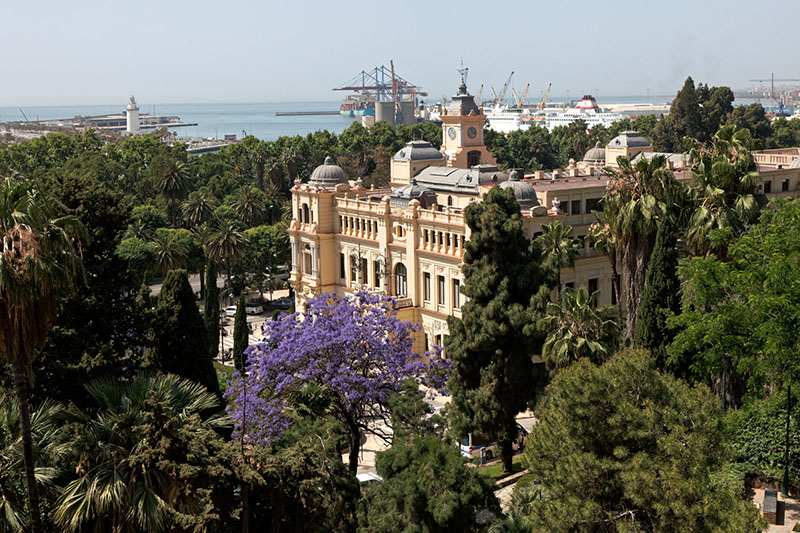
[[749, 73, 800, 101], [539, 83, 552, 111]]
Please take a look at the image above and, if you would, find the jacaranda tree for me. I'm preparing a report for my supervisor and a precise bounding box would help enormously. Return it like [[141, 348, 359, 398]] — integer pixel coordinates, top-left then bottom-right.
[[226, 291, 449, 474]]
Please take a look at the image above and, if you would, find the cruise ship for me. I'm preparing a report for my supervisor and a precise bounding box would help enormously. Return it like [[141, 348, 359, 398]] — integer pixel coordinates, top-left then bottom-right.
[[536, 95, 625, 132], [484, 105, 530, 134], [486, 95, 626, 134]]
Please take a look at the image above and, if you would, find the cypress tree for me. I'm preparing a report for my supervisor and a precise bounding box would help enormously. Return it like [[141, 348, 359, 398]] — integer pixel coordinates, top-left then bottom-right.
[[633, 219, 680, 369], [155, 269, 221, 397], [446, 187, 550, 473], [233, 294, 248, 371], [204, 257, 219, 360]]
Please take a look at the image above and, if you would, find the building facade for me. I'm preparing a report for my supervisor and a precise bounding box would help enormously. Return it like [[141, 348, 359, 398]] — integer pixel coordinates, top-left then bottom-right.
[[287, 83, 800, 356]]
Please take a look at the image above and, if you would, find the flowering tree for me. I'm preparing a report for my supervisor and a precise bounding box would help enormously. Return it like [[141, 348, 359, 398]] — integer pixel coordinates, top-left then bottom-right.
[[226, 291, 449, 473]]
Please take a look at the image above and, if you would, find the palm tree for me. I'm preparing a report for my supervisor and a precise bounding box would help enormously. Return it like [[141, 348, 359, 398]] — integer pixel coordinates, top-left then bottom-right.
[[686, 125, 765, 259], [54, 373, 228, 533], [602, 155, 682, 345], [0, 396, 67, 533], [587, 222, 620, 318], [541, 287, 620, 370], [148, 230, 189, 277], [158, 159, 191, 227], [231, 186, 267, 227], [262, 182, 285, 225], [181, 190, 217, 229], [535, 221, 579, 301], [206, 221, 248, 302], [250, 145, 269, 190], [0, 177, 86, 533]]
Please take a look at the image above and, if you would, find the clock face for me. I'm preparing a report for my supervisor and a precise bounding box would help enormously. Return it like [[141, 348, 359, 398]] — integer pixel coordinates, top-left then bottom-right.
[[467, 126, 477, 139], [447, 127, 456, 140]]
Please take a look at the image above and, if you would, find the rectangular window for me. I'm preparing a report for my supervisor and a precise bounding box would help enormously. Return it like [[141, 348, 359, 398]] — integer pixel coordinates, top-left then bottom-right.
[[340, 253, 345, 279], [565, 282, 574, 290], [438, 232, 444, 245], [585, 198, 601, 213], [446, 233, 451, 247], [571, 200, 581, 215], [373, 260, 381, 288], [764, 181, 772, 193], [454, 235, 459, 249], [453, 279, 461, 309], [438, 275, 445, 305], [361, 258, 368, 286], [782, 179, 790, 192], [424, 229, 430, 244], [424, 272, 431, 301], [339, 216, 343, 229], [350, 256, 357, 286], [588, 277, 598, 295]]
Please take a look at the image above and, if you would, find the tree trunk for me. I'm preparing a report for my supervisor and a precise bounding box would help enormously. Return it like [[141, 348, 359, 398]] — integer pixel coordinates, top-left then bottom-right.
[[622, 237, 653, 346], [241, 485, 250, 533], [199, 266, 205, 299], [226, 261, 233, 305], [345, 416, 360, 475], [610, 253, 621, 321], [255, 163, 264, 190], [501, 416, 516, 473], [9, 357, 42, 533]]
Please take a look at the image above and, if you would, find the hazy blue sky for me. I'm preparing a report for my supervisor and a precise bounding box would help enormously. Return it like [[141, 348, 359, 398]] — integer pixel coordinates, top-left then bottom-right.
[[2, 0, 796, 106]]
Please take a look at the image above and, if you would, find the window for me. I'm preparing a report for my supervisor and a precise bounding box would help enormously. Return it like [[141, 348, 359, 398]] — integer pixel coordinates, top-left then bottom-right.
[[350, 256, 358, 286], [302, 203, 310, 223], [394, 263, 408, 297], [339, 215, 343, 229], [361, 258, 368, 286], [467, 150, 481, 167], [588, 277, 598, 296], [424, 229, 430, 244], [303, 253, 312, 274], [454, 235, 459, 249], [453, 279, 461, 309], [438, 231, 444, 245], [765, 181, 772, 193], [373, 260, 381, 288], [340, 253, 346, 279], [420, 272, 430, 301], [437, 275, 445, 305], [447, 196, 453, 206], [585, 198, 601, 213], [783, 179, 790, 192], [571, 200, 581, 215], [565, 282, 574, 291], [446, 233, 451, 247]]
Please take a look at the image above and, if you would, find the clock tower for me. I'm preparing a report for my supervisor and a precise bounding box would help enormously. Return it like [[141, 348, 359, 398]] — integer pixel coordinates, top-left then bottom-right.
[[440, 79, 496, 168]]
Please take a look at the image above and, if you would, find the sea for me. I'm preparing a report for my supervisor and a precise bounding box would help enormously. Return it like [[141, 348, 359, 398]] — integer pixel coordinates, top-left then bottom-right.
[[0, 96, 790, 143]]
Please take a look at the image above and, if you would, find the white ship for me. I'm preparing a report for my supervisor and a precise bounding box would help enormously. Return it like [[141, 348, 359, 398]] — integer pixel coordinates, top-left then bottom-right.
[[484, 105, 530, 134], [536, 95, 625, 132]]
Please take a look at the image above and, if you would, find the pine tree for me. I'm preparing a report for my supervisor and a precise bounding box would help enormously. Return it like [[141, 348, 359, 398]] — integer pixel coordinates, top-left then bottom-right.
[[155, 269, 221, 397], [446, 187, 550, 473], [203, 257, 219, 360], [233, 294, 248, 371], [634, 219, 680, 368]]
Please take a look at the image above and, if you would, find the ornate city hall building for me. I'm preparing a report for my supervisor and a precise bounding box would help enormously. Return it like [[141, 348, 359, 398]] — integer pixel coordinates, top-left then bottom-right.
[[287, 80, 800, 356]]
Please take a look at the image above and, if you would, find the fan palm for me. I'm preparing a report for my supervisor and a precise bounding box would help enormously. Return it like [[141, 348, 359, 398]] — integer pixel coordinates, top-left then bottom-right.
[[587, 221, 620, 318], [158, 159, 191, 227], [602, 155, 682, 345], [181, 190, 217, 229], [206, 222, 248, 302], [232, 186, 267, 227], [250, 145, 268, 190], [686, 125, 766, 259], [0, 396, 67, 533], [54, 373, 228, 533], [148, 230, 189, 277], [535, 221, 579, 301], [262, 182, 285, 225], [541, 287, 620, 369], [0, 177, 86, 533]]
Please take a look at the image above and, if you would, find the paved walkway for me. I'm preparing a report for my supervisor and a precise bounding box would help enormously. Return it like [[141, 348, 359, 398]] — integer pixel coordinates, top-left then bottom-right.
[[752, 488, 800, 531]]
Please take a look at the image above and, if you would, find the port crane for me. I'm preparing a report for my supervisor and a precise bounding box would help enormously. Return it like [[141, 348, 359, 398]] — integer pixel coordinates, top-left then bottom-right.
[[749, 73, 800, 102], [539, 83, 552, 111], [512, 83, 530, 108], [497, 71, 514, 107]]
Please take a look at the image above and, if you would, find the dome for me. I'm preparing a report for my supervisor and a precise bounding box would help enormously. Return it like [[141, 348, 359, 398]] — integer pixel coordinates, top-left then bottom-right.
[[393, 140, 444, 162], [790, 157, 800, 169], [389, 177, 438, 209], [584, 141, 606, 163], [498, 169, 539, 210], [308, 156, 348, 189], [608, 131, 651, 148]]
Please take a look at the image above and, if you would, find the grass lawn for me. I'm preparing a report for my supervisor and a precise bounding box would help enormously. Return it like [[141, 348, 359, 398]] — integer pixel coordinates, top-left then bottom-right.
[[475, 454, 525, 484], [214, 361, 236, 396]]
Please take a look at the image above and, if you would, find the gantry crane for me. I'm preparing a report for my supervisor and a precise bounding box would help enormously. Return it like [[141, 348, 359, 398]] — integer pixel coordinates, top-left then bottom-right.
[[749, 73, 800, 102]]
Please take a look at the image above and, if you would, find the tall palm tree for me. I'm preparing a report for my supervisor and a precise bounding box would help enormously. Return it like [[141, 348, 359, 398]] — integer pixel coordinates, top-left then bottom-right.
[[231, 186, 267, 227], [206, 221, 248, 302], [262, 182, 285, 225], [535, 221, 579, 301], [602, 155, 682, 345], [686, 125, 765, 259], [587, 221, 620, 318], [158, 159, 191, 227], [0, 177, 86, 533], [541, 287, 620, 370], [181, 190, 217, 229], [250, 145, 269, 190], [54, 373, 228, 533], [0, 396, 67, 533], [148, 230, 189, 277]]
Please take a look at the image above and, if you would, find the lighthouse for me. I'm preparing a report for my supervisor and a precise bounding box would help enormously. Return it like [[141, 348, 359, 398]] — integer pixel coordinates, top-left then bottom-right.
[[126, 95, 140, 133]]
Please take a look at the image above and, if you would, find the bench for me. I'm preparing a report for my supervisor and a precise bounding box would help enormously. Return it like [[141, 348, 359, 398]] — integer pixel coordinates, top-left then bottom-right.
[[763, 488, 778, 524]]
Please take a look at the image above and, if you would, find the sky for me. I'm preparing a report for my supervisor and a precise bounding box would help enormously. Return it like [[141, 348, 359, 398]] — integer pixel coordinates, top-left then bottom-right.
[[2, 0, 797, 106]]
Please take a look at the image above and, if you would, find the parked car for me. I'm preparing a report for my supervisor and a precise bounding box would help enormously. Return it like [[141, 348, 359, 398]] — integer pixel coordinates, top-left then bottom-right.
[[271, 297, 293, 310], [224, 306, 237, 317], [458, 423, 527, 461], [245, 301, 263, 315]]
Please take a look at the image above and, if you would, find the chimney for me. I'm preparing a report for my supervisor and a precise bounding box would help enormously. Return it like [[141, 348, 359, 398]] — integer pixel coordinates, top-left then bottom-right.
[[535, 170, 545, 180]]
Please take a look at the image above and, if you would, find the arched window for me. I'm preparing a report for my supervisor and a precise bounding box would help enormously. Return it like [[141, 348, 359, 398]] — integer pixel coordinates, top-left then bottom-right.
[[394, 263, 408, 298], [301, 203, 310, 224], [447, 195, 453, 206], [467, 150, 481, 167]]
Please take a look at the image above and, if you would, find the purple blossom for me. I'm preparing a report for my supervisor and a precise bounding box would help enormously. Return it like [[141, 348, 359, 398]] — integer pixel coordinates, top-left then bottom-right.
[[224, 291, 450, 456]]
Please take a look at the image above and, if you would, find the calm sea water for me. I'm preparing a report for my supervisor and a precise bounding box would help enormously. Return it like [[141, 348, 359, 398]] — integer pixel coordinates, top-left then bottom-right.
[[0, 96, 789, 143]]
